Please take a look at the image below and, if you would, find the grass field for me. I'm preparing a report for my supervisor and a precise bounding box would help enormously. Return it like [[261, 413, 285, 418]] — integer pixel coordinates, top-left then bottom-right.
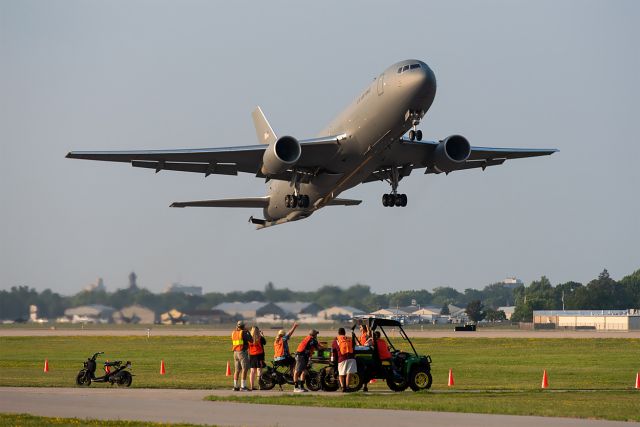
[[206, 392, 640, 422], [1, 335, 639, 390], [0, 413, 210, 427]]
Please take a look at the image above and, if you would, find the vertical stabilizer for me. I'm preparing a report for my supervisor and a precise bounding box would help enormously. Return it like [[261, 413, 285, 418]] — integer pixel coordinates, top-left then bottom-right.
[[251, 106, 277, 145]]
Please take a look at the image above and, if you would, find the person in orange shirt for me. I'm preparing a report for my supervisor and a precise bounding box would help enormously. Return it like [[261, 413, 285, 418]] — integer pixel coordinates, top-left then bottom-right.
[[373, 330, 393, 361], [293, 329, 323, 393], [359, 324, 371, 346], [248, 326, 267, 391], [273, 322, 298, 371], [331, 327, 357, 392]]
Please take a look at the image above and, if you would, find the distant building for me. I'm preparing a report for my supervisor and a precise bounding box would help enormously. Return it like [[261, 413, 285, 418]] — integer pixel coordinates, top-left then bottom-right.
[[497, 306, 516, 320], [501, 277, 524, 289], [84, 278, 106, 293], [113, 304, 156, 324], [164, 283, 203, 296], [275, 302, 322, 320], [533, 310, 640, 331], [64, 304, 115, 323], [128, 272, 139, 291], [316, 306, 366, 321], [213, 301, 284, 320], [184, 309, 233, 324], [160, 308, 187, 325]]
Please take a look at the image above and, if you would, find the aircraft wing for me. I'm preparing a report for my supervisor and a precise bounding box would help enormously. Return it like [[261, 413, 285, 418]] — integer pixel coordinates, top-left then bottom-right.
[[363, 139, 557, 182], [66, 134, 345, 177], [170, 197, 270, 208]]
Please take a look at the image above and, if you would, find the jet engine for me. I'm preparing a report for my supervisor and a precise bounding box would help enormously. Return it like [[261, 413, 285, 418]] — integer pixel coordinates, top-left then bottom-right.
[[431, 134, 471, 173], [261, 135, 301, 176]]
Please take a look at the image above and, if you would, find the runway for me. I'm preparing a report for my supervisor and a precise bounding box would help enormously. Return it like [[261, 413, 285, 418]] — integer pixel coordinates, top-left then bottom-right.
[[0, 387, 636, 427]]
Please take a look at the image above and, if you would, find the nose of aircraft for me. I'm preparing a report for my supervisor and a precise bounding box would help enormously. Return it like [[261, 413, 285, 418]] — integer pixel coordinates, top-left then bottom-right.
[[405, 62, 436, 100]]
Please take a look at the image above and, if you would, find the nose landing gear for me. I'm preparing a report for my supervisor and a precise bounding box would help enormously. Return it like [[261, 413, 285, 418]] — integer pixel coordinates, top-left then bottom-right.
[[406, 110, 423, 141]]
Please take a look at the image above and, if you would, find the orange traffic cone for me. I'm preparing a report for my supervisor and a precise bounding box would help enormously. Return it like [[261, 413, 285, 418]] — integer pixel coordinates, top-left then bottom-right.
[[541, 369, 549, 389], [43, 359, 49, 373], [447, 368, 455, 387], [635, 372, 639, 389], [160, 359, 166, 375], [225, 361, 231, 377], [369, 378, 377, 384], [105, 359, 111, 374]]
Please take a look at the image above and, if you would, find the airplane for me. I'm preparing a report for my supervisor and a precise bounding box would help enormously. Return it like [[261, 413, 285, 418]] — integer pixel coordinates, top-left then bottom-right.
[[67, 59, 557, 229]]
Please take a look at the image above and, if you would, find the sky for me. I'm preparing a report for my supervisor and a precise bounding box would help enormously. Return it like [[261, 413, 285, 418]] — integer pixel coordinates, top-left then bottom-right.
[[1, 1, 639, 296]]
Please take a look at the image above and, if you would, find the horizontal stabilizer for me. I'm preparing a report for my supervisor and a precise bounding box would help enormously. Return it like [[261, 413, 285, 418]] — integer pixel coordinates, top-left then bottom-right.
[[170, 197, 269, 208], [328, 198, 362, 206]]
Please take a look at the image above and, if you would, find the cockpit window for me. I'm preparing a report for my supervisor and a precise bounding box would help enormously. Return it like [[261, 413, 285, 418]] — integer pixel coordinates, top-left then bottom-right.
[[410, 64, 420, 69], [402, 65, 409, 72], [397, 67, 403, 74]]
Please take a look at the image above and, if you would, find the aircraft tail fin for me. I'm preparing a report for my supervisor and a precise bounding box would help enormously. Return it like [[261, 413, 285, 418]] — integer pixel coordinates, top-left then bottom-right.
[[251, 106, 277, 145]]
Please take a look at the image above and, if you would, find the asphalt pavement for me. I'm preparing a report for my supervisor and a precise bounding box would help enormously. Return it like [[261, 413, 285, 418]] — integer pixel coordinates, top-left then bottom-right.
[[0, 387, 637, 427]]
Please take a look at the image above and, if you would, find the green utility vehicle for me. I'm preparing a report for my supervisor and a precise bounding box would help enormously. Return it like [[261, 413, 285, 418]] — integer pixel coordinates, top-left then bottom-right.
[[317, 317, 433, 392]]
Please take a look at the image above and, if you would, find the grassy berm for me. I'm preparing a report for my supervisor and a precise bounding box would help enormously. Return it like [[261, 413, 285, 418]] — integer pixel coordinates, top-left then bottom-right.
[[0, 413, 212, 427]]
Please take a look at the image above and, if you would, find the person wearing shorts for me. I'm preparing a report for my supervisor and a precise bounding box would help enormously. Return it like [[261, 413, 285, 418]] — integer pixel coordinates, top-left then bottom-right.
[[294, 329, 322, 392], [332, 327, 357, 392], [231, 320, 253, 391], [248, 326, 266, 390]]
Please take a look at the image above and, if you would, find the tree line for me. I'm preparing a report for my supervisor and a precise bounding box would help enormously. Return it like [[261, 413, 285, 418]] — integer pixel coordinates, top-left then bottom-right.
[[1, 268, 638, 321]]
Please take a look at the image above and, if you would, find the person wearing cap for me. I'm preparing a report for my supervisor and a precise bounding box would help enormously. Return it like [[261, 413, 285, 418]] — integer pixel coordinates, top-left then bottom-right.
[[293, 329, 324, 392], [231, 320, 253, 391], [273, 321, 298, 371], [332, 327, 357, 392]]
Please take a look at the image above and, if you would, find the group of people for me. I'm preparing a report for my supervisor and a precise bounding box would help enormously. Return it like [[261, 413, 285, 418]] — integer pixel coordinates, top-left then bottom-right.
[[231, 320, 393, 393]]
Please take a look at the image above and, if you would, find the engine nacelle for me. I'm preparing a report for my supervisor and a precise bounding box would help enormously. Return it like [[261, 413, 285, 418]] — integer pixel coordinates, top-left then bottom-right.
[[432, 134, 471, 173], [261, 135, 301, 176]]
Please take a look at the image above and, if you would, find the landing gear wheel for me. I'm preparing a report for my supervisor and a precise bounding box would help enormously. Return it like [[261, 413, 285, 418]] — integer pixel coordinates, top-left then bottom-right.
[[387, 194, 396, 207], [290, 195, 298, 208], [416, 130, 423, 141], [400, 194, 407, 207], [285, 195, 291, 208], [395, 195, 403, 207], [382, 194, 388, 207], [408, 130, 416, 141], [304, 195, 310, 208], [409, 367, 432, 391]]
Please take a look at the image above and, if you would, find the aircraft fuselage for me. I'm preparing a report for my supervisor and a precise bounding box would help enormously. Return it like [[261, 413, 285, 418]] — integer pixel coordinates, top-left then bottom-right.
[[264, 60, 436, 223]]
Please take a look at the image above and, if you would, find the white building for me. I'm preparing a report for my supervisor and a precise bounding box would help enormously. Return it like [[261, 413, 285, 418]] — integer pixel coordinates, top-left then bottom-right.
[[316, 306, 365, 321], [64, 304, 115, 323], [497, 306, 516, 320], [533, 310, 640, 331]]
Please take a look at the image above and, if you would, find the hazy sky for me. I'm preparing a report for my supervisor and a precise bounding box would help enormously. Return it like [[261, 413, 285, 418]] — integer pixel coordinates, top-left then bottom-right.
[[2, 1, 638, 296]]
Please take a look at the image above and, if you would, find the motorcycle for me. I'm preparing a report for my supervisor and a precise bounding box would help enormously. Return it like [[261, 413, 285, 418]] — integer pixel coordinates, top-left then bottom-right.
[[259, 355, 321, 391], [75, 352, 133, 387]]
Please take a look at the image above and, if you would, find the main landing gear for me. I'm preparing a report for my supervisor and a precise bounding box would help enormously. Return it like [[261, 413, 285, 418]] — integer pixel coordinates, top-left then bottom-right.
[[381, 166, 408, 207], [408, 129, 422, 141], [285, 194, 310, 208]]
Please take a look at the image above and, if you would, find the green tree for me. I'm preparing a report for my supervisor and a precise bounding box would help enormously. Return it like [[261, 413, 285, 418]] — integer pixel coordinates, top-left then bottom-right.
[[485, 308, 506, 322], [465, 300, 485, 322]]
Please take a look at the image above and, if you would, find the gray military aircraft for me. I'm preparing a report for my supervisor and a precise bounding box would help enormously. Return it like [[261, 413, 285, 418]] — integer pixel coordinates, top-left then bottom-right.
[[67, 59, 557, 229]]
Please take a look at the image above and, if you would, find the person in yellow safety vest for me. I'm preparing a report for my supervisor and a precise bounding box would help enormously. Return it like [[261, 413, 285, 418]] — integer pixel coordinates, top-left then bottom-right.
[[293, 329, 323, 393], [332, 327, 357, 392], [231, 320, 253, 391]]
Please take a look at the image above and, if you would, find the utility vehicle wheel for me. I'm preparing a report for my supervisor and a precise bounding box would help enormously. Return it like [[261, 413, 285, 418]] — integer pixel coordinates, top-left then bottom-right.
[[117, 371, 133, 387], [347, 372, 363, 392], [76, 371, 91, 387], [409, 367, 432, 391], [259, 368, 276, 390], [386, 373, 408, 392], [305, 370, 322, 391], [320, 366, 339, 392]]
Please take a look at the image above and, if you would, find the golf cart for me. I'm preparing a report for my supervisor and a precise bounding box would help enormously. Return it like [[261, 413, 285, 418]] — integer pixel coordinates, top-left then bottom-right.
[[319, 317, 432, 392]]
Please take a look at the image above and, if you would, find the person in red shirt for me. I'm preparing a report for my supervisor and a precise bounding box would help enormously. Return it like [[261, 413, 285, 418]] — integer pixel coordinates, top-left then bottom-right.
[[293, 329, 323, 393], [331, 327, 357, 392], [248, 326, 267, 391]]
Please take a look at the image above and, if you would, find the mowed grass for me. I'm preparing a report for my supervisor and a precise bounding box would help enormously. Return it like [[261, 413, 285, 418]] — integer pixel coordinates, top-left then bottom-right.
[[0, 336, 639, 391], [206, 391, 640, 422], [0, 413, 211, 426]]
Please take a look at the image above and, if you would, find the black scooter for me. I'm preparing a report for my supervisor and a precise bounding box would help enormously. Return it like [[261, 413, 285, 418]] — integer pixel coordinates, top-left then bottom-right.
[[76, 352, 133, 387]]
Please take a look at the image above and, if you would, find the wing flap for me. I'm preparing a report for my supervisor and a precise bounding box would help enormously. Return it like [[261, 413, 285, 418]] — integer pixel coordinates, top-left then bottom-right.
[[170, 197, 269, 208], [131, 161, 238, 176], [327, 198, 362, 206]]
